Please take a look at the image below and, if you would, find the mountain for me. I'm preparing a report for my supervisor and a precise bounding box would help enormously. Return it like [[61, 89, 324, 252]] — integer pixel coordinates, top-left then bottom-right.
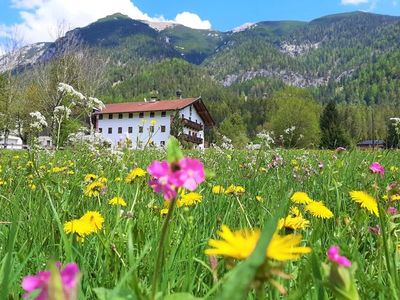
[[2, 11, 400, 105]]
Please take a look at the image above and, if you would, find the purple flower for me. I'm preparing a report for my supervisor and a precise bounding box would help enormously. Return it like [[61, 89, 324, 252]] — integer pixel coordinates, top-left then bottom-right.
[[369, 162, 385, 178], [148, 158, 205, 200], [387, 206, 398, 216], [368, 225, 381, 235], [327, 246, 352, 268], [22, 262, 79, 300]]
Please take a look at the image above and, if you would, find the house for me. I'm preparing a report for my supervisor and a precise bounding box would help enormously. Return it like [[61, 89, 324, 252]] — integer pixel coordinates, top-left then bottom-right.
[[93, 97, 214, 149], [0, 134, 24, 150], [357, 140, 386, 149]]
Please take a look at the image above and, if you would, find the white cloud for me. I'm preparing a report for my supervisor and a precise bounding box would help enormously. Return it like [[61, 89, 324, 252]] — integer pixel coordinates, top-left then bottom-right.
[[174, 12, 211, 30], [341, 0, 369, 4], [1, 0, 212, 44]]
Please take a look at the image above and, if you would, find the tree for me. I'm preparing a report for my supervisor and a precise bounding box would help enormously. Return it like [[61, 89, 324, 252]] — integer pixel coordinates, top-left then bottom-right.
[[387, 118, 400, 148], [320, 101, 350, 149], [267, 87, 321, 148], [219, 112, 248, 148]]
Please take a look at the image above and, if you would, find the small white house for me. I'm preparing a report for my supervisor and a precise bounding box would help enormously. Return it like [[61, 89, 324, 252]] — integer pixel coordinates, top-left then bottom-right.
[[93, 97, 214, 149], [0, 134, 24, 149]]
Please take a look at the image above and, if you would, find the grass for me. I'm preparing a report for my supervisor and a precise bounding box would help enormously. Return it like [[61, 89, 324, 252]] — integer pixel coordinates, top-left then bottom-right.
[[0, 147, 399, 299]]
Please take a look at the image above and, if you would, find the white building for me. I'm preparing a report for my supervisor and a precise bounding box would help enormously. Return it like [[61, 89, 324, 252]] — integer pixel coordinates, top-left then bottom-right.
[[94, 97, 214, 149], [0, 134, 24, 150]]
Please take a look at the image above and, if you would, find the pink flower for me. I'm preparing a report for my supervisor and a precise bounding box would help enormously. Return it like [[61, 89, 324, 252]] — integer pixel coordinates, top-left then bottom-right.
[[387, 206, 398, 215], [369, 162, 384, 178], [22, 262, 79, 300], [335, 147, 346, 153], [327, 246, 352, 268], [147, 158, 205, 200], [177, 158, 205, 191], [368, 225, 381, 235]]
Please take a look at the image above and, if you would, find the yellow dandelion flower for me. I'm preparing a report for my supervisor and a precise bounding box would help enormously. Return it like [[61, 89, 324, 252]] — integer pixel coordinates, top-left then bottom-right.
[[29, 183, 36, 191], [67, 170, 74, 175], [289, 206, 301, 217], [256, 196, 264, 203], [80, 211, 104, 233], [160, 208, 169, 215], [291, 192, 313, 204], [84, 181, 105, 197], [84, 174, 98, 183], [63, 219, 93, 237], [50, 166, 68, 173], [212, 185, 225, 194], [305, 201, 333, 219], [349, 191, 379, 217], [177, 192, 202, 207], [390, 166, 399, 173], [278, 215, 310, 230], [150, 120, 157, 125], [225, 185, 245, 195], [109, 196, 127, 206], [205, 225, 311, 261], [125, 168, 146, 183], [98, 177, 108, 184]]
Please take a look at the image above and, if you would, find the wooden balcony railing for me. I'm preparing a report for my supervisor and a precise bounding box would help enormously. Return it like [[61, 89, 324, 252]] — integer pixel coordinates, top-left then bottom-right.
[[181, 118, 203, 131], [182, 134, 203, 145]]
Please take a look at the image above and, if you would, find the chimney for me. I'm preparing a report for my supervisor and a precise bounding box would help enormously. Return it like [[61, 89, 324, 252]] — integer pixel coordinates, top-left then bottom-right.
[[176, 89, 182, 99]]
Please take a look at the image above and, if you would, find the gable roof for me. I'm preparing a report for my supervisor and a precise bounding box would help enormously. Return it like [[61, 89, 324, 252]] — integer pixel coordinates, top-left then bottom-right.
[[357, 140, 386, 146], [96, 97, 215, 126]]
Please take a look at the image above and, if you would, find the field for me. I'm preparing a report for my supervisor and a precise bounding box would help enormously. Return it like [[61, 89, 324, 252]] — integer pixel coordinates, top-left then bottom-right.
[[0, 144, 399, 299]]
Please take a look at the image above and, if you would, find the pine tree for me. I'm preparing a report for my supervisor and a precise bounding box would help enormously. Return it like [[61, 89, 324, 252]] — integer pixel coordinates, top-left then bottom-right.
[[320, 101, 350, 149]]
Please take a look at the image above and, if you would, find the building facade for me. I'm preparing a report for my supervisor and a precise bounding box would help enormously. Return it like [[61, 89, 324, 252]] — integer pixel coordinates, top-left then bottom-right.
[[94, 97, 214, 149]]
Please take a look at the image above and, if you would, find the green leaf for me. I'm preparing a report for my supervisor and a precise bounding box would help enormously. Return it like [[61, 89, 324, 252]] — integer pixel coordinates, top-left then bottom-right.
[[216, 205, 285, 300], [167, 137, 183, 163], [93, 287, 137, 300], [205, 169, 216, 180]]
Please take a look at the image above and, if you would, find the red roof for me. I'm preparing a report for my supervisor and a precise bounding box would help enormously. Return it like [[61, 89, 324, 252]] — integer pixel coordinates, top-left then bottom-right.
[[97, 98, 198, 114]]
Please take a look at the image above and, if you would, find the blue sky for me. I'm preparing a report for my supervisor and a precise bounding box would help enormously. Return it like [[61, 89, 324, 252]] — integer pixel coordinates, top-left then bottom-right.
[[0, 0, 399, 46]]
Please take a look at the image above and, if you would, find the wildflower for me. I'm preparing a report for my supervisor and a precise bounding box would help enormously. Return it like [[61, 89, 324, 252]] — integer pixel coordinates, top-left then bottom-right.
[[305, 201, 334, 219], [327, 246, 352, 267], [291, 192, 312, 204], [160, 208, 169, 215], [29, 183, 37, 191], [151, 120, 157, 125], [109, 196, 127, 207], [177, 158, 206, 191], [390, 166, 399, 173], [212, 185, 225, 194], [278, 212, 310, 230], [80, 211, 104, 233], [115, 177, 122, 182], [84, 181, 105, 197], [205, 225, 311, 261], [387, 206, 398, 215], [22, 262, 80, 300], [50, 166, 68, 173], [147, 157, 205, 200], [84, 173, 97, 183], [349, 191, 379, 217], [256, 195, 264, 203], [369, 162, 384, 178], [63, 219, 93, 237], [224, 185, 245, 195], [368, 225, 381, 235], [177, 192, 202, 207], [125, 168, 146, 183]]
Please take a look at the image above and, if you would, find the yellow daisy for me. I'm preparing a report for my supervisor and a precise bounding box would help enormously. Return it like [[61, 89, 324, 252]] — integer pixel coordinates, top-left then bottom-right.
[[84, 181, 105, 197], [63, 219, 93, 237], [80, 211, 104, 233], [108, 196, 127, 206], [291, 192, 313, 204], [205, 225, 311, 261], [125, 168, 146, 183], [349, 191, 379, 217], [305, 201, 334, 219], [177, 192, 202, 207]]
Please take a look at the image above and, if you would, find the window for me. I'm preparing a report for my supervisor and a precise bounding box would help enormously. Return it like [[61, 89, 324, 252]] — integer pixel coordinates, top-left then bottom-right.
[[189, 130, 191, 135], [161, 125, 166, 133], [108, 128, 112, 134], [190, 105, 192, 114], [161, 111, 166, 117], [98, 128, 103, 133], [160, 141, 165, 146], [181, 114, 184, 118], [150, 112, 155, 118], [139, 126, 143, 133], [118, 113, 123, 119], [128, 127, 133, 133], [139, 112, 144, 118], [150, 126, 154, 133], [99, 114, 103, 120], [108, 114, 113, 119], [118, 127, 122, 134], [128, 113, 133, 118]]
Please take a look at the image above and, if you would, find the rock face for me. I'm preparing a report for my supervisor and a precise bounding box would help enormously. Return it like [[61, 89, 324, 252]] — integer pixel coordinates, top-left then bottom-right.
[[279, 41, 320, 57]]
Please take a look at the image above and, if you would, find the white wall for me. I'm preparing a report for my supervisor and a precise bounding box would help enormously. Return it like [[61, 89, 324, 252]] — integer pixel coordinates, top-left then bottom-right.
[[97, 111, 171, 148], [0, 135, 23, 149]]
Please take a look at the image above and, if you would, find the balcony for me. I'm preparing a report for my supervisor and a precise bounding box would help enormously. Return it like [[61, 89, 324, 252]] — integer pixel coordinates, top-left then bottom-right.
[[181, 118, 203, 131], [182, 134, 203, 145]]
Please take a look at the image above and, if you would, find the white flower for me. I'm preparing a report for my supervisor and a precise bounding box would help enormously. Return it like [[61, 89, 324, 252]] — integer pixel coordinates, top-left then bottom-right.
[[54, 106, 72, 119], [29, 111, 47, 130]]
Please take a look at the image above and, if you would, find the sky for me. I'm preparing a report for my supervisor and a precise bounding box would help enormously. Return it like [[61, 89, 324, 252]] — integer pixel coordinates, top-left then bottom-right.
[[0, 0, 399, 48]]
